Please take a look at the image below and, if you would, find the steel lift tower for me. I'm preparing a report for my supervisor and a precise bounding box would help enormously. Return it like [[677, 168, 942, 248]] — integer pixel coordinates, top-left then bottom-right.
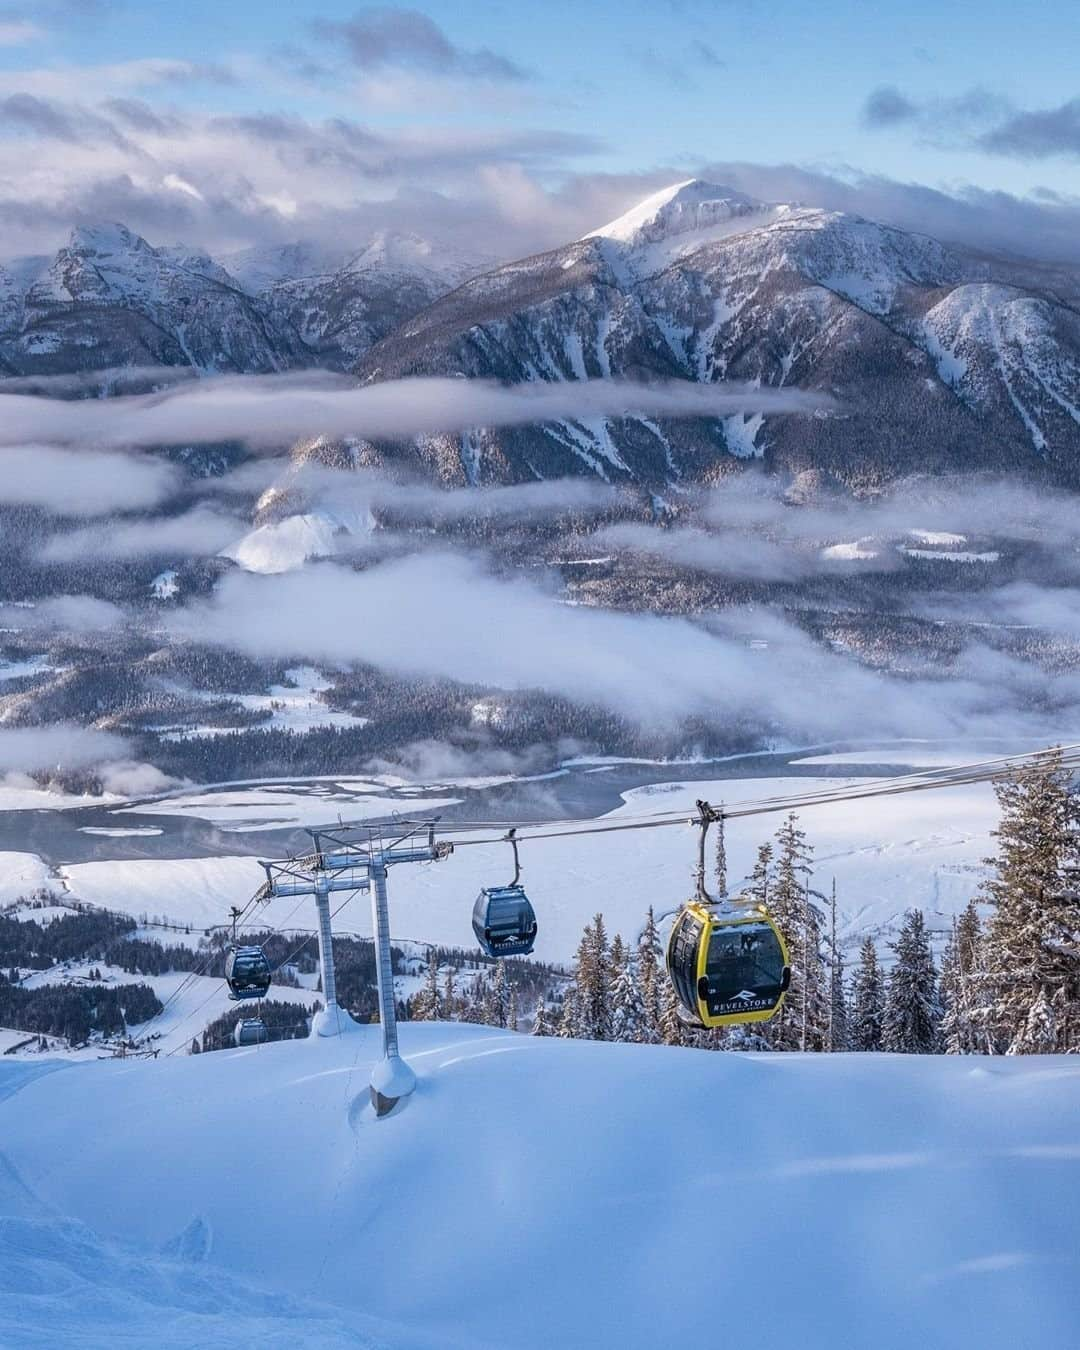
[[259, 820, 453, 1117]]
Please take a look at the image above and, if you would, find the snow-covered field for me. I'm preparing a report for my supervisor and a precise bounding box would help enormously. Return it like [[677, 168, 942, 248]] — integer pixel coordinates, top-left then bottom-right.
[[2, 1027, 1079, 1349], [120, 780, 462, 831], [152, 666, 369, 741]]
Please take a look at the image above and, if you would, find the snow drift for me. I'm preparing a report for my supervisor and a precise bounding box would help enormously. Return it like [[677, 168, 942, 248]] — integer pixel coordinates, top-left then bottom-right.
[[2, 1025, 1078, 1349]]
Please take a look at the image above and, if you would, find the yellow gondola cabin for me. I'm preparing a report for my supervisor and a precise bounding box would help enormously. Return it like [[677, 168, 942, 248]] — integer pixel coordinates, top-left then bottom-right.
[[667, 898, 791, 1029]]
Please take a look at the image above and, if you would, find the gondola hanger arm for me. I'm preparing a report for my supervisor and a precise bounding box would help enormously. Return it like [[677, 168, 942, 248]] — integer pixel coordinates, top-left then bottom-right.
[[504, 827, 522, 888]]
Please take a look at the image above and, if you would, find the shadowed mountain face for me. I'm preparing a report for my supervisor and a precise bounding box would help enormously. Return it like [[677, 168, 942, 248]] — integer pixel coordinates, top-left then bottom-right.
[[4, 183, 1080, 489]]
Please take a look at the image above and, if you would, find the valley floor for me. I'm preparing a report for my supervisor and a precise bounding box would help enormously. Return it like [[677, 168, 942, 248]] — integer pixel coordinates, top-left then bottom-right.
[[2, 1024, 1078, 1349]]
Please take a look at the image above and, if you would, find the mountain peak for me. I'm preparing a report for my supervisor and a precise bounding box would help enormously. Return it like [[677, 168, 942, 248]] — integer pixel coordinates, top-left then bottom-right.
[[67, 222, 148, 257], [584, 179, 767, 249], [346, 230, 436, 276]]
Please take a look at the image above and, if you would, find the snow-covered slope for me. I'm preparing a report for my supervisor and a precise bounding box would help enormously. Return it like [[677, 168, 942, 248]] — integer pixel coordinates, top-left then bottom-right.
[[2, 1027, 1078, 1349], [0, 225, 487, 376]]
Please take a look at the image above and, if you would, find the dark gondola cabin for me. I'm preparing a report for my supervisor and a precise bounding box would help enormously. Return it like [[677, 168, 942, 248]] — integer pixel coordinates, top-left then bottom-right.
[[234, 1016, 268, 1047], [667, 899, 790, 1028], [472, 884, 538, 958], [224, 944, 271, 1001]]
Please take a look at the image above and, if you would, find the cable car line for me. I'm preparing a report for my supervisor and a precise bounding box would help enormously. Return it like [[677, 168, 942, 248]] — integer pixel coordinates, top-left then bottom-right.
[[162, 886, 367, 1054], [147, 738, 1080, 1053]]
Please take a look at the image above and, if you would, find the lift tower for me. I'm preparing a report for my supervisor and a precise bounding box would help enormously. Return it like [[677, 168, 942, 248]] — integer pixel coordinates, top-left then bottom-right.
[[259, 820, 452, 1117]]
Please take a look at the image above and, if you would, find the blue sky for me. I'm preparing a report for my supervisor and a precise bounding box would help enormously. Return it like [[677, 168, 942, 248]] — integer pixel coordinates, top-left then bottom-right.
[[0, 1, 1077, 260]]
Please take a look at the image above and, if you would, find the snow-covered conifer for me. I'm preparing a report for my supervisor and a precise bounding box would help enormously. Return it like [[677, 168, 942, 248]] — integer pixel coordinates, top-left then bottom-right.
[[573, 914, 612, 1041], [981, 750, 1080, 1053], [851, 937, 883, 1051], [611, 939, 647, 1043], [556, 987, 578, 1038], [714, 810, 728, 898], [747, 842, 773, 905], [532, 997, 554, 1036], [940, 903, 988, 1054], [637, 907, 662, 1042], [442, 965, 457, 1021], [413, 950, 440, 1021], [882, 910, 941, 1054], [768, 815, 826, 1050]]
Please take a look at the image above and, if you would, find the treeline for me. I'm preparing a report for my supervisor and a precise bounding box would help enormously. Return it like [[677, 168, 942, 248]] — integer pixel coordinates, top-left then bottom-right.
[[0, 977, 162, 1044], [0, 908, 135, 972], [406, 949, 567, 1029]]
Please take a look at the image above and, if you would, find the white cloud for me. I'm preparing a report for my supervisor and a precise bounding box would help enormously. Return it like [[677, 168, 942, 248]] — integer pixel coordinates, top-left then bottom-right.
[[0, 373, 832, 450], [0, 19, 42, 46]]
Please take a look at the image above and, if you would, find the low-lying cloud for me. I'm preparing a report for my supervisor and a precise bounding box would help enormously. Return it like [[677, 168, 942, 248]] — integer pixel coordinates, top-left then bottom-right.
[[0, 723, 130, 773], [0, 445, 179, 514], [40, 505, 245, 563], [0, 374, 832, 451], [165, 550, 1078, 743]]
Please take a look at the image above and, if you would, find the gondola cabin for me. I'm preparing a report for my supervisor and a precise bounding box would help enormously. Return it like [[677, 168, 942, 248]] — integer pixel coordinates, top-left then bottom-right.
[[667, 899, 790, 1028], [234, 1016, 268, 1047], [224, 944, 271, 1002], [472, 884, 538, 958]]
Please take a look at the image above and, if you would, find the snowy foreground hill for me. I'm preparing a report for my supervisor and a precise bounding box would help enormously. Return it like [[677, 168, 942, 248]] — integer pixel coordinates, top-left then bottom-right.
[[3, 1024, 1079, 1349]]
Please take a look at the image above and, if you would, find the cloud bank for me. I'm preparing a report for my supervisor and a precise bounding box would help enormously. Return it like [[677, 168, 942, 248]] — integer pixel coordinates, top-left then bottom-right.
[[165, 550, 1080, 744], [0, 374, 832, 450]]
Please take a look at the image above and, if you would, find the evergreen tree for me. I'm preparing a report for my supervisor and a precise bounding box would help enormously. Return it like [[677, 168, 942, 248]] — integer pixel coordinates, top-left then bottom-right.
[[459, 977, 485, 1024], [413, 951, 440, 1021], [508, 987, 519, 1033], [442, 964, 457, 1021], [573, 914, 612, 1041], [611, 938, 647, 1043], [827, 879, 848, 1052], [747, 842, 773, 904], [940, 902, 988, 1055], [483, 959, 510, 1029], [636, 907, 662, 1043], [851, 937, 884, 1051], [714, 810, 728, 898], [768, 815, 826, 1050], [882, 910, 941, 1054], [980, 750, 1080, 1053], [659, 976, 686, 1047], [556, 987, 578, 1038], [532, 996, 554, 1036], [1009, 986, 1057, 1054]]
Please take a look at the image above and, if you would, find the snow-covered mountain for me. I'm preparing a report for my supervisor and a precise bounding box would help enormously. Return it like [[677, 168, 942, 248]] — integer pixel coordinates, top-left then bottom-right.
[[0, 225, 487, 376], [4, 223, 302, 374], [261, 230, 491, 368], [4, 186, 1080, 487], [355, 180, 1080, 488]]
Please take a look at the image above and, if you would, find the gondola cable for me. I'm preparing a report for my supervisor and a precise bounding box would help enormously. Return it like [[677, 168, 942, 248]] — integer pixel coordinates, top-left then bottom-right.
[[151, 739, 1080, 1049]]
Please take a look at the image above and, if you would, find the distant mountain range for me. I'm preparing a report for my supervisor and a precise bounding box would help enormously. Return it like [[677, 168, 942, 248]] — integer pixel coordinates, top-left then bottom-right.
[[4, 182, 1080, 488]]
